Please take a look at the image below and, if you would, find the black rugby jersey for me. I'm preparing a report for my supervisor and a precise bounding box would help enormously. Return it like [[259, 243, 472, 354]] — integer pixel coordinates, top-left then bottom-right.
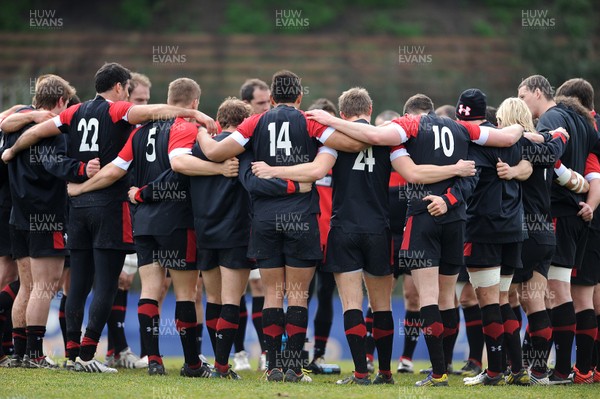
[[229, 105, 330, 221], [114, 117, 194, 236], [537, 103, 599, 216], [54, 95, 134, 206]]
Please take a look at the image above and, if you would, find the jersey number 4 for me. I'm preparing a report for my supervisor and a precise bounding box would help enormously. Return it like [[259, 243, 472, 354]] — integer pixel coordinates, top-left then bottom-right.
[[268, 122, 292, 156], [352, 147, 375, 172], [78, 118, 99, 152], [432, 125, 454, 157]]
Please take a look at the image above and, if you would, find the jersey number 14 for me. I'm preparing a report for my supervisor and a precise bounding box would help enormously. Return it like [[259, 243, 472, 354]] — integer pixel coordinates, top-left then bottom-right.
[[268, 122, 293, 156]]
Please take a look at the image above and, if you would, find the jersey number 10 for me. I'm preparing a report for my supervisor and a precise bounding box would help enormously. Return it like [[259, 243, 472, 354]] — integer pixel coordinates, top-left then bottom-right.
[[432, 125, 454, 157]]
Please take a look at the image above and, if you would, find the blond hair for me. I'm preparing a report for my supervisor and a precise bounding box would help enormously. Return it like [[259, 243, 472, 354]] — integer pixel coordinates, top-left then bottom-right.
[[496, 97, 536, 133]]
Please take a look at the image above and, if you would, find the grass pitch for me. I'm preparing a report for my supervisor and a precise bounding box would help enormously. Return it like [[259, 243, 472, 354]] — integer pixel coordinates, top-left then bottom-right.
[[1, 358, 598, 399]]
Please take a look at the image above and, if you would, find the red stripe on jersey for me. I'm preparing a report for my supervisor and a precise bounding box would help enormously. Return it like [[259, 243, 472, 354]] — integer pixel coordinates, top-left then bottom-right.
[[235, 113, 263, 139], [122, 202, 133, 244], [112, 306, 126, 312], [389, 171, 407, 187], [400, 216, 413, 251], [53, 232, 65, 249], [456, 119, 483, 141], [316, 184, 332, 247], [186, 229, 196, 263], [78, 162, 85, 176], [300, 110, 329, 138], [59, 103, 82, 126], [552, 218, 557, 234], [445, 188, 458, 205], [286, 179, 295, 194], [391, 114, 421, 139], [571, 268, 577, 277], [463, 242, 472, 257], [168, 119, 197, 155], [108, 101, 134, 124], [585, 153, 600, 175], [216, 318, 239, 331], [117, 128, 138, 162], [134, 185, 147, 203]]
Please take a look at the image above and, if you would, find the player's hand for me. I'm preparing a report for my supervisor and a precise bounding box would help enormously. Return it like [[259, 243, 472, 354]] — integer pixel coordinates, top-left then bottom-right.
[[221, 157, 239, 177], [1, 148, 13, 163], [298, 182, 312, 193], [306, 109, 336, 126], [128, 186, 139, 204], [578, 201, 594, 222], [549, 127, 569, 141], [251, 161, 276, 179], [496, 158, 515, 180], [193, 111, 217, 134], [423, 195, 448, 217], [67, 182, 82, 197], [32, 110, 55, 124], [86, 158, 100, 178], [454, 159, 476, 177]]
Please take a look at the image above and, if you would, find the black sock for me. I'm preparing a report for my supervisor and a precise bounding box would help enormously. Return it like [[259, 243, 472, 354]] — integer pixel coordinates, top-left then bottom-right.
[[344, 309, 368, 378], [59, 294, 68, 357], [528, 310, 552, 375], [441, 308, 459, 367], [79, 329, 101, 361], [500, 304, 522, 371], [286, 306, 308, 373], [0, 280, 19, 357], [233, 297, 247, 353], [205, 302, 222, 355], [373, 311, 394, 374], [365, 307, 375, 362], [197, 323, 203, 354], [420, 305, 445, 377], [522, 329, 532, 368], [66, 332, 81, 362], [313, 320, 332, 359], [252, 296, 265, 352], [512, 305, 522, 328], [596, 315, 600, 370], [215, 304, 239, 373], [176, 301, 200, 368], [2, 317, 13, 356], [462, 305, 483, 365], [108, 289, 128, 354], [138, 298, 161, 365], [575, 309, 597, 374], [402, 310, 420, 360], [481, 304, 504, 376], [551, 302, 576, 377], [12, 327, 26, 358], [25, 325, 45, 359], [263, 307, 284, 371]]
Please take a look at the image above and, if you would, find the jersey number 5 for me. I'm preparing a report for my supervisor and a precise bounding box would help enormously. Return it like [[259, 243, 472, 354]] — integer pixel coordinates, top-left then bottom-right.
[[352, 147, 375, 172], [146, 127, 157, 162], [432, 125, 454, 157], [78, 118, 99, 152], [268, 122, 292, 156]]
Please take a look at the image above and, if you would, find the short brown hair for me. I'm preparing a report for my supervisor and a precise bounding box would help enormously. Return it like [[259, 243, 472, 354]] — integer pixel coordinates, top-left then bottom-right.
[[519, 75, 553, 101], [338, 87, 372, 118], [33, 74, 76, 110], [403, 93, 434, 115], [271, 70, 302, 104], [556, 78, 594, 111], [216, 97, 252, 129], [240, 78, 269, 102], [308, 98, 337, 116], [167, 78, 200, 106], [129, 72, 152, 95]]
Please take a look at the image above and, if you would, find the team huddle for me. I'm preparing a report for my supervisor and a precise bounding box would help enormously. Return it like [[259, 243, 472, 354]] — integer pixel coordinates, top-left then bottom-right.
[[0, 62, 599, 388]]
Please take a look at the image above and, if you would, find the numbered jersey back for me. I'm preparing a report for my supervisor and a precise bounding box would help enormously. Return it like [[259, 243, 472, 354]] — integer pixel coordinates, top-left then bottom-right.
[[250, 105, 320, 167], [63, 96, 133, 166], [130, 120, 175, 187]]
